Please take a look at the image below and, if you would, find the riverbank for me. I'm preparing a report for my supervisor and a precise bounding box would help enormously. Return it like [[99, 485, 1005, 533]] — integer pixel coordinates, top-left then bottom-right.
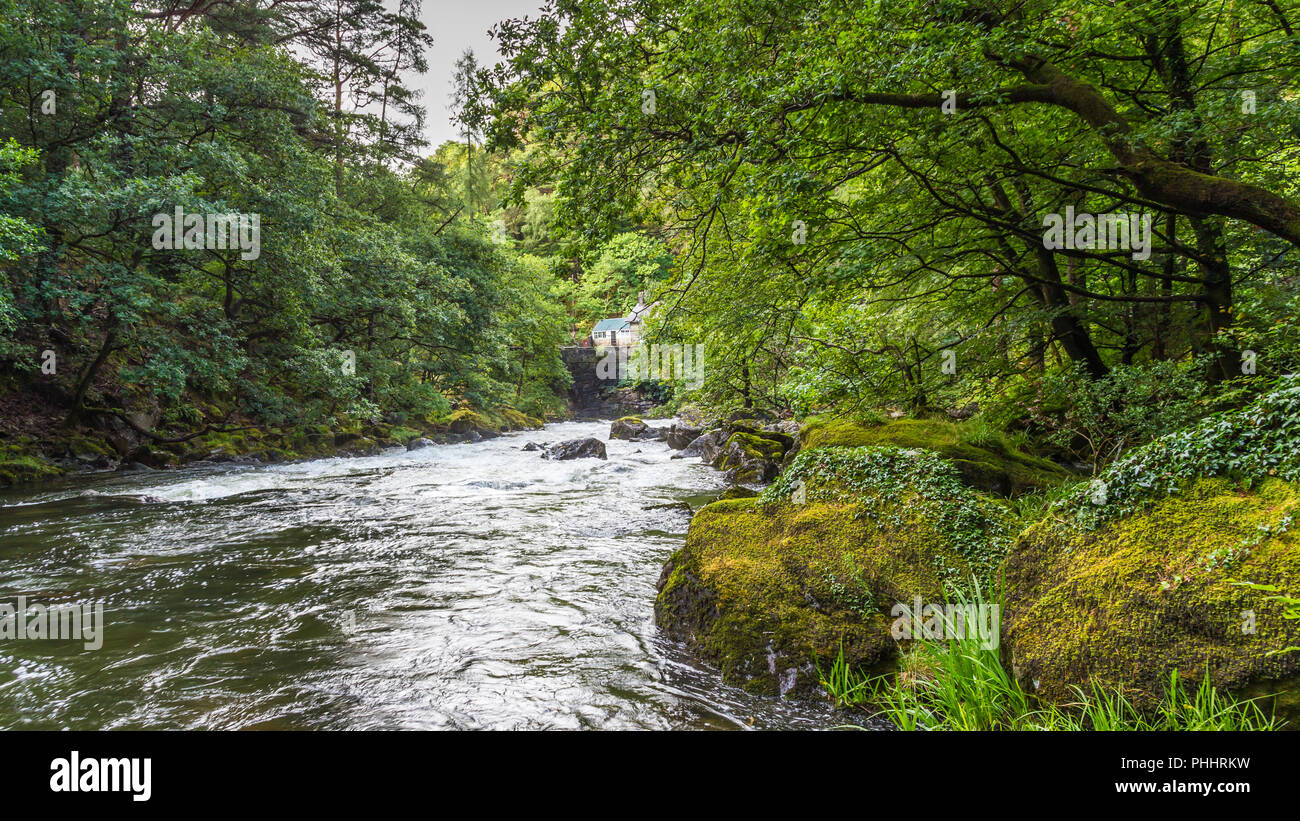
[[0, 405, 546, 489], [653, 378, 1300, 728]]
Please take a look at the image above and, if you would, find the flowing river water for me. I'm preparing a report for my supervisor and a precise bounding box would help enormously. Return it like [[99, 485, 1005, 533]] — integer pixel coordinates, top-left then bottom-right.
[[0, 420, 840, 730]]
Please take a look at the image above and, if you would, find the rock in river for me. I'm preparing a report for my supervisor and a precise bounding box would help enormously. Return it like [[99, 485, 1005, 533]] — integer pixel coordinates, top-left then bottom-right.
[[542, 437, 608, 460]]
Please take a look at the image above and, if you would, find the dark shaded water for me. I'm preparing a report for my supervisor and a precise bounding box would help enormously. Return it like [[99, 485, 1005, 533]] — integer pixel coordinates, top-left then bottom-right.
[[0, 421, 841, 729]]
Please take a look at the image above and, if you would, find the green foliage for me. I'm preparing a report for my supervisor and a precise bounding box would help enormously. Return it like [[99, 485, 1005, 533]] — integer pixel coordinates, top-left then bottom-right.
[[0, 0, 570, 438], [824, 639, 1279, 731], [798, 416, 1071, 495], [1012, 359, 1213, 472], [1054, 373, 1300, 527], [766, 446, 1012, 584], [482, 0, 1300, 428], [574, 232, 672, 329]]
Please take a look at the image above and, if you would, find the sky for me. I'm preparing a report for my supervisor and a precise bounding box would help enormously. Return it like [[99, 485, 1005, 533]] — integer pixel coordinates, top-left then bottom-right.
[[410, 0, 550, 149]]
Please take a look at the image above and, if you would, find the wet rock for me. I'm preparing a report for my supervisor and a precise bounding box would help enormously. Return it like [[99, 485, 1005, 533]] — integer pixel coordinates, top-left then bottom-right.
[[609, 417, 652, 440], [691, 430, 727, 465], [666, 423, 703, 450], [128, 445, 178, 468], [543, 437, 608, 460], [74, 451, 117, 469], [713, 431, 789, 484], [521, 441, 545, 452], [645, 500, 693, 514], [407, 437, 436, 451]]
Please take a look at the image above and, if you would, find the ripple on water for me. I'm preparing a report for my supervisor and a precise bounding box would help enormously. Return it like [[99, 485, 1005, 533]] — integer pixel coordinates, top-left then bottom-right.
[[0, 420, 857, 730]]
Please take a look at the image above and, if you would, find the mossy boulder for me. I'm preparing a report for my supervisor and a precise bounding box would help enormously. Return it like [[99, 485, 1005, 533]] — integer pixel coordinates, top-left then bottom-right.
[[717, 486, 759, 501], [1003, 477, 1300, 720], [435, 406, 544, 436], [444, 408, 492, 434], [655, 446, 1012, 696], [714, 431, 789, 483], [495, 407, 545, 431], [0, 441, 64, 487], [610, 416, 651, 440], [798, 416, 1069, 495]]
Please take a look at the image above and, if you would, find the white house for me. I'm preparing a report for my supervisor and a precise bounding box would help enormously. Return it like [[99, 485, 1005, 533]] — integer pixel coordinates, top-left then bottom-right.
[[590, 291, 658, 347]]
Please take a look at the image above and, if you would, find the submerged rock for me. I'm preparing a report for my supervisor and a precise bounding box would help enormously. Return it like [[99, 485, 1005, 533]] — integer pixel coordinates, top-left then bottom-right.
[[543, 437, 608, 460]]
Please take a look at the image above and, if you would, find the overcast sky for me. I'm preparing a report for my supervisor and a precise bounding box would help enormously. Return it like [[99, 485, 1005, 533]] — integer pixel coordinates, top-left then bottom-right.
[[410, 0, 549, 149]]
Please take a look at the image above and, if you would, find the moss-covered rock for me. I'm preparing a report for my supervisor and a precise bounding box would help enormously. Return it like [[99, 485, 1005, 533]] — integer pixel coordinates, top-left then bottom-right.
[[1049, 374, 1300, 529], [387, 425, 422, 444], [714, 431, 789, 483], [434, 406, 544, 436], [1003, 477, 1300, 719], [495, 407, 545, 431], [717, 486, 759, 501], [655, 446, 1012, 695], [610, 416, 651, 440], [0, 441, 64, 487], [799, 416, 1070, 495]]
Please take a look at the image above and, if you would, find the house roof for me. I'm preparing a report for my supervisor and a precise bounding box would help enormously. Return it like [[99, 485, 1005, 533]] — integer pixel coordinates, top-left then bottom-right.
[[592, 317, 631, 332]]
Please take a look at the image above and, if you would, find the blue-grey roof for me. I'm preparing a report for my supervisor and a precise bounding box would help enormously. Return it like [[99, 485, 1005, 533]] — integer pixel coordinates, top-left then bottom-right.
[[592, 317, 630, 332]]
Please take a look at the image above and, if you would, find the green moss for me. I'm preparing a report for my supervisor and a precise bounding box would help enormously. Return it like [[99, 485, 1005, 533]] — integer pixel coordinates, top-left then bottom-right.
[[767, 446, 1012, 583], [720, 432, 787, 464], [616, 415, 644, 423], [718, 486, 759, 501], [657, 451, 1012, 696], [1003, 477, 1300, 718], [494, 407, 544, 430], [799, 417, 1070, 495], [0, 442, 64, 487], [1052, 374, 1300, 528], [388, 426, 422, 443], [59, 434, 117, 458], [434, 406, 543, 435]]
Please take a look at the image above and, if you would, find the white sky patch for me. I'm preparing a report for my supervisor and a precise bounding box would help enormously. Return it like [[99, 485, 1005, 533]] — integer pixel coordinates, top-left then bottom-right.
[[398, 0, 551, 149]]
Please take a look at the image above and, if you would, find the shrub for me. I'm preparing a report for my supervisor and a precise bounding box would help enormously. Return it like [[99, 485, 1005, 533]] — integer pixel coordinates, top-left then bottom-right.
[[1014, 360, 1212, 472]]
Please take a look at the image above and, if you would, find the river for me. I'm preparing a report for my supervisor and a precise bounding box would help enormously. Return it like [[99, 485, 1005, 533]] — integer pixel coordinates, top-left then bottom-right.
[[0, 420, 839, 730]]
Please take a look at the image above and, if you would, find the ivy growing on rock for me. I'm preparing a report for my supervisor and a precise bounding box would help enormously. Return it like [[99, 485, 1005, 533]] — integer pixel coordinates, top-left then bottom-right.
[[1055, 374, 1300, 529], [765, 445, 1012, 584]]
